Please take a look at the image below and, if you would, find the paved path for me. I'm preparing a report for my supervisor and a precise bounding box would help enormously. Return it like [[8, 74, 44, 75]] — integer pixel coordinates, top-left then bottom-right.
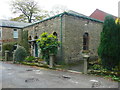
[[0, 61, 118, 88]]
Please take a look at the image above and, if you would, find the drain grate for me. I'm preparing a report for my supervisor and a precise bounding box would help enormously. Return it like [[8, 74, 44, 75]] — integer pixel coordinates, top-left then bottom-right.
[[25, 78, 39, 83], [90, 80, 101, 88]]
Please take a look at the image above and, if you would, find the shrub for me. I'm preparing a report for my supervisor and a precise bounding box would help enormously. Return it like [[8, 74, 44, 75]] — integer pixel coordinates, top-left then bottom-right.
[[25, 56, 35, 62], [2, 43, 15, 56], [19, 30, 29, 55], [37, 32, 60, 64], [98, 16, 120, 70], [14, 46, 27, 63]]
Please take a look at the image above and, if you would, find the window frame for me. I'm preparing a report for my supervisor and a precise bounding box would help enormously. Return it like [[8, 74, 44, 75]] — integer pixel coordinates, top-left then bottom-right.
[[83, 32, 89, 50], [13, 29, 18, 39]]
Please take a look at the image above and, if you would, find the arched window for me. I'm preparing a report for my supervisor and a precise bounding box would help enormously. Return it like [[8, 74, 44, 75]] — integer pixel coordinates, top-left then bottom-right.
[[53, 32, 57, 37], [28, 36, 32, 40], [34, 33, 38, 39], [83, 32, 89, 50]]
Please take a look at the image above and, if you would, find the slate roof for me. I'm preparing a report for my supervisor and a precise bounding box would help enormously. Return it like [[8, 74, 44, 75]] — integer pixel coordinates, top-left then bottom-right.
[[24, 11, 103, 28], [90, 9, 117, 21], [0, 11, 103, 29], [0, 19, 30, 29]]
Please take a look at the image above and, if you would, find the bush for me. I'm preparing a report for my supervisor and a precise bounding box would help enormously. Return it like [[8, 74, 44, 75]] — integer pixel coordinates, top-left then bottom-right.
[[2, 43, 15, 56], [14, 46, 27, 63], [25, 56, 35, 62], [98, 16, 120, 70], [37, 32, 60, 64]]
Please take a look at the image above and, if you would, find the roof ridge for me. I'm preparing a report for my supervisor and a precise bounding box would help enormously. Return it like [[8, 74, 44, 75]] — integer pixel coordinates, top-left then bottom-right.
[[24, 11, 103, 28]]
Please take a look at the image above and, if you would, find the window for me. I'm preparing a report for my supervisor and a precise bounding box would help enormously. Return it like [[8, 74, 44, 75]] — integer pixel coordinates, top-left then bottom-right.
[[13, 29, 18, 38], [53, 32, 57, 37], [13, 44, 17, 51], [28, 36, 32, 40], [34, 33, 38, 39], [83, 32, 89, 50]]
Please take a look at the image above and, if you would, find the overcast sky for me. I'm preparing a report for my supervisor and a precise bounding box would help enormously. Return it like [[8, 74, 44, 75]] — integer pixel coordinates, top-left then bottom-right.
[[0, 0, 119, 20]]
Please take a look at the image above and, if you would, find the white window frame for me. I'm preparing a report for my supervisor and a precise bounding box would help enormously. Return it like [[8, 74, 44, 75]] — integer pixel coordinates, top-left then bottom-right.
[[13, 29, 18, 38]]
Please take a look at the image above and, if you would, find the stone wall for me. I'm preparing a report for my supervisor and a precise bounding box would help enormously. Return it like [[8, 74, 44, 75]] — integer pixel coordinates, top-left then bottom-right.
[[2, 27, 21, 43], [64, 15, 103, 63], [1, 27, 22, 56], [23, 16, 66, 63], [23, 14, 103, 64]]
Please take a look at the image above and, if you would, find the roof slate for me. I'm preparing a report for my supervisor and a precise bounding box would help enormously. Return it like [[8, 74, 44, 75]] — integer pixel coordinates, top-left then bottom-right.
[[0, 11, 103, 29], [0, 19, 30, 29], [24, 12, 103, 28]]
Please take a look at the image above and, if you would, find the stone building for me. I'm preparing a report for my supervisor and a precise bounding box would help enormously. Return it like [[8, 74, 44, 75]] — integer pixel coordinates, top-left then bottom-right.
[[23, 12, 103, 64], [0, 20, 30, 56], [0, 11, 103, 64]]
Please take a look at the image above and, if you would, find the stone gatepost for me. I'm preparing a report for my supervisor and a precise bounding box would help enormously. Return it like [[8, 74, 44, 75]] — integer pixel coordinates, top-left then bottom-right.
[[49, 54, 55, 68], [5, 50, 9, 61], [82, 53, 90, 74], [13, 50, 16, 63]]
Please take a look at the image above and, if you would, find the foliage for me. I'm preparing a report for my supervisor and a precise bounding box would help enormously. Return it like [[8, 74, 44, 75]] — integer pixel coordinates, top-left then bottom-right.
[[14, 46, 27, 63], [25, 56, 35, 62], [89, 59, 120, 82], [19, 30, 29, 55], [10, 0, 49, 23], [2, 42, 16, 56], [10, 14, 27, 22], [98, 15, 120, 70], [37, 32, 60, 63]]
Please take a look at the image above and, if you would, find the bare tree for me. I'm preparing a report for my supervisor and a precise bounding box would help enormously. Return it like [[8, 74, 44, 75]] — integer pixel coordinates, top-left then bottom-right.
[[49, 5, 68, 16], [11, 0, 48, 23]]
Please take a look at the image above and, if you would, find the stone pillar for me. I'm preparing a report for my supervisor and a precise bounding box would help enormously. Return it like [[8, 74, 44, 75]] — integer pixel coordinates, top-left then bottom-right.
[[49, 54, 55, 68], [13, 51, 15, 63], [83, 58, 88, 74], [5, 50, 9, 61], [82, 54, 89, 74]]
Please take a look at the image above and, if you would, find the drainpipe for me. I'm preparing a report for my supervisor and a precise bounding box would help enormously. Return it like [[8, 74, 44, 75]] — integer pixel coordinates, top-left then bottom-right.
[[60, 14, 63, 62]]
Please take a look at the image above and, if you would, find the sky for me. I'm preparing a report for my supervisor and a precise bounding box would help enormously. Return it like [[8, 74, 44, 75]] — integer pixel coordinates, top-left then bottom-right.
[[0, 0, 119, 20]]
